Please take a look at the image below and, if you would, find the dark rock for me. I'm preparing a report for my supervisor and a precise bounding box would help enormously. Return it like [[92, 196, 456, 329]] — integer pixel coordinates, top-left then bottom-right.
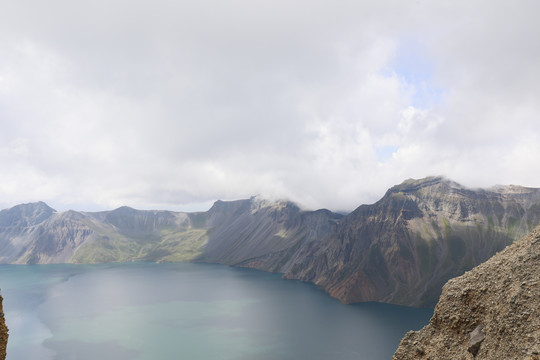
[[468, 325, 486, 356]]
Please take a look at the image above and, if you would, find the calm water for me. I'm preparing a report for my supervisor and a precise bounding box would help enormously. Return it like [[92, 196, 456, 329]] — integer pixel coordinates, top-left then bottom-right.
[[0, 263, 432, 360]]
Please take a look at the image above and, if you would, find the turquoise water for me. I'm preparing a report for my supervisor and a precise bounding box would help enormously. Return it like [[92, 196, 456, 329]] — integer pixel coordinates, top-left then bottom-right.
[[0, 263, 432, 360]]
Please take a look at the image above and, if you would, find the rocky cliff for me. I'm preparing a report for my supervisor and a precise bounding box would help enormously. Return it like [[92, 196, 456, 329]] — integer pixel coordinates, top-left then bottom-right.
[[1, 177, 539, 307], [0, 295, 7, 360], [199, 198, 342, 272], [283, 177, 540, 306], [392, 224, 540, 360]]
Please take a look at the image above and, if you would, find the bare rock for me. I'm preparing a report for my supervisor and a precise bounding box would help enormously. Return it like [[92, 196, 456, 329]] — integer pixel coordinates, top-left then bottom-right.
[[0, 295, 8, 360], [468, 325, 485, 356], [393, 224, 540, 360]]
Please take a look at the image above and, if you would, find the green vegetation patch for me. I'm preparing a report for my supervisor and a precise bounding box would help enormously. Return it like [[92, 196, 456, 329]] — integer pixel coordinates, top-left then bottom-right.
[[506, 216, 519, 238], [415, 237, 435, 275], [147, 229, 208, 262], [441, 217, 452, 237], [72, 221, 209, 263], [73, 235, 137, 263]]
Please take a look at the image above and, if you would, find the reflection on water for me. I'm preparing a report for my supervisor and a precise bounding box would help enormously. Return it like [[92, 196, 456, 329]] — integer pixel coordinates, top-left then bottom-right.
[[0, 263, 432, 360]]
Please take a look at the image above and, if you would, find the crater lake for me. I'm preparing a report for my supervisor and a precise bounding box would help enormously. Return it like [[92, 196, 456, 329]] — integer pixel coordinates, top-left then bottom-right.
[[0, 263, 432, 360]]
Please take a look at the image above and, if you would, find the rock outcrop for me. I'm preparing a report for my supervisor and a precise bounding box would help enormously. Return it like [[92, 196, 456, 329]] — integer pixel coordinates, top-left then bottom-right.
[[0, 295, 7, 360], [392, 224, 540, 359]]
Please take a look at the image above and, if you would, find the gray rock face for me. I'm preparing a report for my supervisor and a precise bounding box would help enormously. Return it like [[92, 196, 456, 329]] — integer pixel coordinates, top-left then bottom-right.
[[0, 201, 55, 227], [199, 198, 342, 271], [283, 177, 540, 306], [468, 325, 485, 356], [392, 224, 540, 359], [0, 202, 59, 263]]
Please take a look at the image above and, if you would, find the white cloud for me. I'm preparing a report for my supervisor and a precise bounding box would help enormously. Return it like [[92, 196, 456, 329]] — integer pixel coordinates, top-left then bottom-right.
[[0, 0, 539, 212]]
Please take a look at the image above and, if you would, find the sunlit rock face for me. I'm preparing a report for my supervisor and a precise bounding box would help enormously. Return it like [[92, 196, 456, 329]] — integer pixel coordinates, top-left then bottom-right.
[[283, 177, 540, 306], [392, 224, 540, 359]]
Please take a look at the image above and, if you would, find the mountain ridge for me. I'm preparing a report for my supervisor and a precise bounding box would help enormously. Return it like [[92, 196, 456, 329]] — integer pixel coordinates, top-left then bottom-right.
[[1, 176, 539, 307], [0, 197, 341, 266]]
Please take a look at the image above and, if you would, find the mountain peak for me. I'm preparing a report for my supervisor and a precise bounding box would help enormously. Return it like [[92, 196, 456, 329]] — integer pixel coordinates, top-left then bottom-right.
[[15, 201, 55, 211], [111, 205, 138, 213], [249, 196, 299, 213], [0, 201, 56, 227], [388, 176, 462, 194], [208, 197, 298, 215]]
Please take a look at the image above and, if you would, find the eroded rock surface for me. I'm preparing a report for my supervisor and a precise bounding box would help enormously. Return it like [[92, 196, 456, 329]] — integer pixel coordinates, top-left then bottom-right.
[[393, 225, 540, 359], [0, 295, 8, 360]]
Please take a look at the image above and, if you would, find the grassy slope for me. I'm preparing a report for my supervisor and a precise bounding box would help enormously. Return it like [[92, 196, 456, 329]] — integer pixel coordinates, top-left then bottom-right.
[[71, 218, 208, 263]]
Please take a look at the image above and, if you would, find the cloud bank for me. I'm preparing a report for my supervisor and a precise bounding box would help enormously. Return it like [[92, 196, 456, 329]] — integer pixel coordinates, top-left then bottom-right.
[[1, 0, 539, 212]]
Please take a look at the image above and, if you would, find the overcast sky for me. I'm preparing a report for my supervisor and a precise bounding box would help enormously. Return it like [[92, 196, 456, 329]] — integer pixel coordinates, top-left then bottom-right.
[[1, 0, 539, 212]]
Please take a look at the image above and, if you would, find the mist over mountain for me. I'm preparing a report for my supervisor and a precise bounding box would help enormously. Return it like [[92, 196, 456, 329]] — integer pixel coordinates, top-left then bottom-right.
[[1, 177, 539, 307]]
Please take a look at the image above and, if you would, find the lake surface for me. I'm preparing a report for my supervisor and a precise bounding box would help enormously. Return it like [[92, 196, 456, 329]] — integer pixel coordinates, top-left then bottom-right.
[[0, 263, 432, 360]]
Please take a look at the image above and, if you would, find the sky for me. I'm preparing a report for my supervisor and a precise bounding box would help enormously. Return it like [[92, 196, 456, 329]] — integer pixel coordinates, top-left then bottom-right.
[[1, 0, 540, 213]]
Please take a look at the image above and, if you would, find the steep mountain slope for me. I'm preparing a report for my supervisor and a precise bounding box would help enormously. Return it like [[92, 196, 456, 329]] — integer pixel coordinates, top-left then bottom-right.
[[393, 224, 540, 360], [283, 177, 540, 306], [0, 202, 57, 262], [199, 198, 342, 271], [0, 198, 341, 265]]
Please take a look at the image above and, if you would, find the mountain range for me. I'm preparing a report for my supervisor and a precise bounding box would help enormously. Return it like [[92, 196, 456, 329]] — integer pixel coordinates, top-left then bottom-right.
[[1, 176, 540, 307]]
